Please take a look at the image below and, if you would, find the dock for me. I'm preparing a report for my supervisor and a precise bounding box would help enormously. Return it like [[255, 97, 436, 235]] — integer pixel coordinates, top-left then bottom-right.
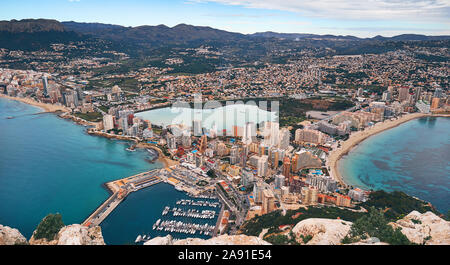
[[82, 169, 162, 227]]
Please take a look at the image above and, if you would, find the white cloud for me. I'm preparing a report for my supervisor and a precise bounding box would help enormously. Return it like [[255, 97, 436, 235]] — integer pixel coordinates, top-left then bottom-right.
[[199, 0, 450, 22]]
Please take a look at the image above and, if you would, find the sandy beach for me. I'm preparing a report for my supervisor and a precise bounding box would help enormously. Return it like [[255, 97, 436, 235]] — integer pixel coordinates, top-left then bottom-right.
[[327, 112, 430, 186], [0, 94, 70, 113]]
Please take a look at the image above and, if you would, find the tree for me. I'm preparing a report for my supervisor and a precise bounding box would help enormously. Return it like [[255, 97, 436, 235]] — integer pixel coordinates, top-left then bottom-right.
[[343, 207, 411, 245], [33, 213, 65, 241]]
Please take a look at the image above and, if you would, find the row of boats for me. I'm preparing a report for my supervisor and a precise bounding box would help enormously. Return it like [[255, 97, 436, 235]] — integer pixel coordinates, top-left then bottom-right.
[[162, 206, 216, 219], [152, 219, 215, 236], [173, 208, 216, 219], [176, 199, 220, 208]]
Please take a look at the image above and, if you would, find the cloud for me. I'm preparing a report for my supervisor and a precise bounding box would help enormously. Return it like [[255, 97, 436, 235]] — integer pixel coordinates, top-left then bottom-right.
[[198, 0, 450, 22]]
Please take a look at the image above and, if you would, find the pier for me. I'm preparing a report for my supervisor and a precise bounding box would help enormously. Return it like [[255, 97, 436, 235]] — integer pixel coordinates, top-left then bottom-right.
[[82, 169, 162, 227]]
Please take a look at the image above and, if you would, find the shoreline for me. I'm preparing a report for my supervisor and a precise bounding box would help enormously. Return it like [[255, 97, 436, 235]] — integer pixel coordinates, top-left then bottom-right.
[[1, 95, 176, 170], [327, 112, 431, 186], [0, 94, 70, 113]]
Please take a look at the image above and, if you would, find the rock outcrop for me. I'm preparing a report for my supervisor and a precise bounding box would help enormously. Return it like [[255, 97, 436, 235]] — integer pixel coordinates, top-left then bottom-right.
[[350, 237, 389, 245], [0, 225, 27, 245], [292, 218, 352, 245], [390, 211, 450, 245], [144, 234, 270, 245], [144, 235, 174, 245], [29, 224, 105, 245]]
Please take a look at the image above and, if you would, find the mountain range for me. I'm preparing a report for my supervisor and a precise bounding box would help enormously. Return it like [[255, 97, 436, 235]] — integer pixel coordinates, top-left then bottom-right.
[[0, 19, 449, 52]]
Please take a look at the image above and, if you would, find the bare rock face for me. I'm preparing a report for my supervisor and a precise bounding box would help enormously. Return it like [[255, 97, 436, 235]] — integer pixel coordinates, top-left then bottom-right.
[[56, 225, 105, 245], [174, 234, 271, 245], [292, 218, 352, 245], [350, 237, 389, 245], [144, 234, 270, 245], [0, 225, 27, 245], [390, 211, 450, 245], [29, 225, 105, 245], [144, 235, 173, 245]]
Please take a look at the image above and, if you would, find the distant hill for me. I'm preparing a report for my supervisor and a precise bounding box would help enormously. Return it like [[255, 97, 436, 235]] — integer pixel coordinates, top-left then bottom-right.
[[250, 31, 360, 41], [62, 21, 246, 45], [250, 31, 450, 41], [0, 19, 65, 33], [0, 19, 84, 50], [0, 19, 449, 52]]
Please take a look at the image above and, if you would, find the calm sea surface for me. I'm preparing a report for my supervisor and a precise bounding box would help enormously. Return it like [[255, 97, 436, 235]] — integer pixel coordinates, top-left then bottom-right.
[[0, 98, 166, 240], [338, 117, 450, 213]]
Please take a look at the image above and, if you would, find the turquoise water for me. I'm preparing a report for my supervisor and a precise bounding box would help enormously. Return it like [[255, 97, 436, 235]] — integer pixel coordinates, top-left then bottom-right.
[[136, 104, 277, 132], [0, 98, 164, 239], [339, 117, 450, 213]]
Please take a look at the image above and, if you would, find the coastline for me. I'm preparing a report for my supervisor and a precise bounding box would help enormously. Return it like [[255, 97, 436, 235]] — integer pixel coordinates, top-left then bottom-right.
[[327, 112, 430, 186], [1, 95, 176, 169], [0, 94, 70, 113]]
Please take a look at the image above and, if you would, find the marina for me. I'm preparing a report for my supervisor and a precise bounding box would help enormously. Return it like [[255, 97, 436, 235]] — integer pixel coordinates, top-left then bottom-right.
[[161, 206, 217, 219], [152, 219, 215, 236]]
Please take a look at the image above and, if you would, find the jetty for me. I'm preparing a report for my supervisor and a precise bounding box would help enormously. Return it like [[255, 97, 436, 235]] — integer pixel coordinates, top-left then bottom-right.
[[82, 169, 163, 227]]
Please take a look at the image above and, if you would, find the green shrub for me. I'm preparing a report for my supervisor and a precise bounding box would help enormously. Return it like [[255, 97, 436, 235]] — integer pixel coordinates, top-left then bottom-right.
[[33, 213, 65, 241], [343, 207, 411, 245]]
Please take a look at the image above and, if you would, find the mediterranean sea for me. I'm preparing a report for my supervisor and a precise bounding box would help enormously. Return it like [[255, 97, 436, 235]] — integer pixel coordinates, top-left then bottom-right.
[[338, 116, 450, 213], [0, 98, 169, 240]]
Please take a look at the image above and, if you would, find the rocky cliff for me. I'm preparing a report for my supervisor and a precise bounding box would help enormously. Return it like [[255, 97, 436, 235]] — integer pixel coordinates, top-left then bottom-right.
[[291, 218, 353, 245], [144, 234, 271, 245], [390, 211, 450, 245], [1, 210, 448, 245], [0, 225, 27, 245], [28, 224, 105, 245]]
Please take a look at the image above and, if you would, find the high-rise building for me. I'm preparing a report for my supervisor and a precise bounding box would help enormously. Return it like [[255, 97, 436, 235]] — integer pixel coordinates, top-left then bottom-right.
[[431, 97, 440, 110], [199, 134, 208, 153], [263, 121, 280, 147], [262, 189, 275, 214], [182, 130, 192, 147], [414, 87, 422, 102], [295, 129, 327, 145], [336, 194, 352, 207], [382, 91, 391, 102], [279, 128, 290, 150], [242, 122, 256, 145], [253, 182, 264, 204], [166, 133, 177, 149], [42, 76, 49, 97], [257, 155, 269, 177], [302, 187, 318, 205], [102, 114, 114, 131], [274, 175, 285, 189], [241, 168, 255, 187], [230, 145, 239, 165], [398, 86, 409, 102], [282, 156, 291, 180], [193, 120, 203, 136]]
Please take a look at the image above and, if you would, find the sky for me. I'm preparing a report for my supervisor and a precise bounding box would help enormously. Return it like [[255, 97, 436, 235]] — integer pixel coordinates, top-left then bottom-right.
[[1, 0, 449, 37]]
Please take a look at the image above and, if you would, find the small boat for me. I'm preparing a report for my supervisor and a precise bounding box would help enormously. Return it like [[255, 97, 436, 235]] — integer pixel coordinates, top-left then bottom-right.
[[135, 235, 142, 243], [126, 147, 136, 152], [6, 116, 14, 119]]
